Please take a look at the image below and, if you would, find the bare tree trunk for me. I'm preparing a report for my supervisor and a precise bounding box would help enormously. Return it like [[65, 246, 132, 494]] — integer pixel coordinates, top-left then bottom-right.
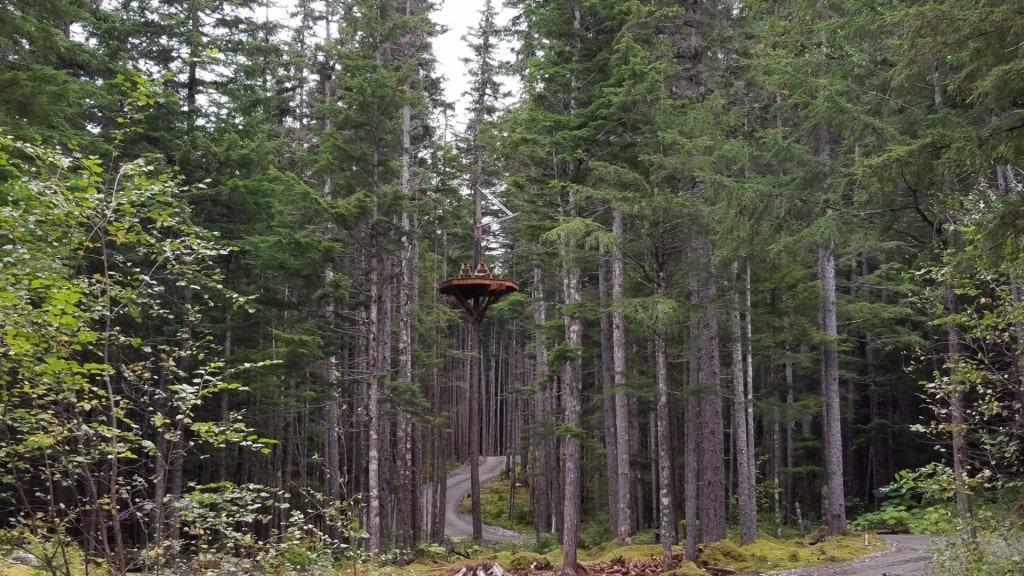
[[599, 257, 619, 534], [532, 268, 554, 534], [395, 49, 418, 545], [782, 360, 795, 535], [611, 208, 632, 545], [786, 356, 796, 527], [561, 254, 583, 574], [654, 252, 676, 566], [745, 265, 756, 486], [325, 394, 341, 529], [561, 26, 583, 556], [367, 252, 383, 553], [430, 339, 447, 542], [690, 234, 726, 542], [773, 414, 783, 538], [818, 226, 847, 536], [731, 262, 756, 544], [684, 348, 699, 562], [469, 319, 484, 541]]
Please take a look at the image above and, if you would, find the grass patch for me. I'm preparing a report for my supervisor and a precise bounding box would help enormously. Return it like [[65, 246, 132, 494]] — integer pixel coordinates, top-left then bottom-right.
[[0, 561, 32, 576], [584, 542, 670, 562], [699, 533, 882, 573], [459, 472, 534, 534], [577, 533, 880, 575]]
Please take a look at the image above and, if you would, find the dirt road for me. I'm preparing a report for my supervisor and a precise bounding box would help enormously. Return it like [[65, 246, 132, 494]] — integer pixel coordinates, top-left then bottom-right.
[[767, 535, 938, 576], [444, 456, 522, 543]]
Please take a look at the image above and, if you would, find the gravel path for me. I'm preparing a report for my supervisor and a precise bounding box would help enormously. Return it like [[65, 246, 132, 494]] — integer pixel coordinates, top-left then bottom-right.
[[444, 456, 522, 543], [766, 535, 938, 576]]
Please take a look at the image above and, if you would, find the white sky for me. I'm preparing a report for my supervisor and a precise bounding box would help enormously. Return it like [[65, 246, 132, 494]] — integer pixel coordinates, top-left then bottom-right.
[[433, 1, 517, 127], [434, 0, 476, 109], [261, 1, 514, 126]]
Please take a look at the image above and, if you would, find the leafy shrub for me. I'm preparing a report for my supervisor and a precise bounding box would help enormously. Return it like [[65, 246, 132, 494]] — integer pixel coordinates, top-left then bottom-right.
[[530, 533, 559, 555], [932, 512, 1024, 576], [850, 504, 956, 534], [852, 463, 958, 534], [579, 518, 611, 550]]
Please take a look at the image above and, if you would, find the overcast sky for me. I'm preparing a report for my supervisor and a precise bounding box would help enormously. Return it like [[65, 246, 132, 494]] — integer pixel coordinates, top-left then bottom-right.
[[432, 1, 516, 126]]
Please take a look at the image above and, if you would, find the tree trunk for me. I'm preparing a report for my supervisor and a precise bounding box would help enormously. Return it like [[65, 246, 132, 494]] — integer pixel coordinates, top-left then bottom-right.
[[611, 208, 632, 545], [731, 262, 757, 544], [818, 231, 847, 536], [430, 342, 447, 542], [745, 265, 756, 487], [367, 251, 382, 553], [561, 254, 583, 574], [945, 280, 976, 540], [469, 319, 484, 541], [690, 233, 726, 542], [599, 256, 620, 534], [532, 267, 554, 534], [684, 346, 699, 562], [325, 394, 341, 536], [654, 252, 676, 566], [395, 51, 418, 543]]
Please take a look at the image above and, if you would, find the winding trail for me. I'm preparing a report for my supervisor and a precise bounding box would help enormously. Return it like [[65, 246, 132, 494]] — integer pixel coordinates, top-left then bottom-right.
[[766, 535, 938, 576], [444, 456, 522, 543]]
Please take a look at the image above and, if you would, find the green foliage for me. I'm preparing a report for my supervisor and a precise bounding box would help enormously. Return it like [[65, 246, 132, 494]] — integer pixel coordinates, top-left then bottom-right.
[[579, 519, 612, 551], [851, 464, 958, 534], [850, 505, 956, 535], [931, 510, 1024, 576], [168, 484, 367, 574], [0, 133, 275, 572], [459, 470, 534, 534], [529, 533, 559, 555]]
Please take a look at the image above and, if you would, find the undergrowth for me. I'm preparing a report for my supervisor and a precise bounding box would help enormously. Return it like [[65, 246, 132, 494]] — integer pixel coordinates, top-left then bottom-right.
[[459, 470, 534, 534]]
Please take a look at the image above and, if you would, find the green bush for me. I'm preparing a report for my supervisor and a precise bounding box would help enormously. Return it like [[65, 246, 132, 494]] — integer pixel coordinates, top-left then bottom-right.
[[530, 533, 559, 555], [931, 513, 1024, 576], [579, 518, 611, 550], [852, 464, 959, 535], [850, 504, 956, 534]]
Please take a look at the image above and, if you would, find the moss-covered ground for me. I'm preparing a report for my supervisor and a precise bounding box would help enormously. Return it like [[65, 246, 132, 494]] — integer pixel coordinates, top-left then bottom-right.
[[0, 533, 883, 576], [0, 561, 31, 576], [395, 532, 883, 576], [458, 471, 535, 534]]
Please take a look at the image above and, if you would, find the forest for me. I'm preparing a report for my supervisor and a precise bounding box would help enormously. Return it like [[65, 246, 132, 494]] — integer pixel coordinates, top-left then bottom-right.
[[1, 0, 1023, 575]]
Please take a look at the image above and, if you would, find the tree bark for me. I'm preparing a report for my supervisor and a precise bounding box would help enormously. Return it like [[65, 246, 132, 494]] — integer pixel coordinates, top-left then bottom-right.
[[745, 265, 755, 486], [731, 262, 757, 544], [395, 23, 418, 541], [599, 256, 620, 534], [690, 233, 726, 542], [654, 252, 676, 566], [818, 232, 847, 536], [367, 251, 382, 553], [469, 319, 484, 541], [611, 208, 632, 545], [945, 280, 976, 540], [684, 344, 699, 562], [532, 267, 556, 534], [561, 254, 583, 574]]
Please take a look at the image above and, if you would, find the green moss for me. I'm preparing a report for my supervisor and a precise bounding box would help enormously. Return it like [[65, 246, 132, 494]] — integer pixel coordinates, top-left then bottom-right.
[[664, 560, 706, 576], [505, 552, 554, 571], [392, 534, 882, 576], [585, 543, 674, 562], [699, 534, 884, 574], [459, 473, 535, 534], [0, 561, 32, 576]]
